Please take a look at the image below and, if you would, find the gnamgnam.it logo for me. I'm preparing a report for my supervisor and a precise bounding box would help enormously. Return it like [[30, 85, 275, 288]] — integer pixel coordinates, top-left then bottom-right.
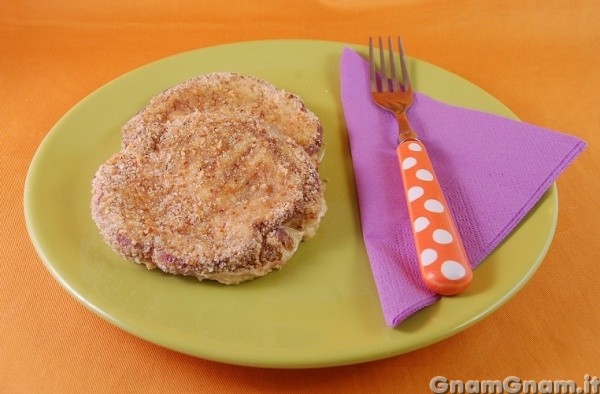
[[429, 374, 600, 394]]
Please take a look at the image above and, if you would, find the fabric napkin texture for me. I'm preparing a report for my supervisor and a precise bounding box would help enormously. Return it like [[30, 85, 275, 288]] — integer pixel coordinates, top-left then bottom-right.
[[340, 48, 586, 327]]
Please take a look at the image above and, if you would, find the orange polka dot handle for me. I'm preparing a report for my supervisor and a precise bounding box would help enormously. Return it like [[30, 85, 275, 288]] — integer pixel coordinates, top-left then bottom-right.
[[396, 139, 472, 296]]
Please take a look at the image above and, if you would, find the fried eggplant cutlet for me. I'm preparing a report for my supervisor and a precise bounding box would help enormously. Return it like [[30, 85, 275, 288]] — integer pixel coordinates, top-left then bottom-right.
[[92, 112, 326, 284], [121, 72, 323, 164]]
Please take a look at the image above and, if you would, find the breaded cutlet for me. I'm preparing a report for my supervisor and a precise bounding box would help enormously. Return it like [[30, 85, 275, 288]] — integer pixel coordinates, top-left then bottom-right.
[[92, 112, 326, 284]]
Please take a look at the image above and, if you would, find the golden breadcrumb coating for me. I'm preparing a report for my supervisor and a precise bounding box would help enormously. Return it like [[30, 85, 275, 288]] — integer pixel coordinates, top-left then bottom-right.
[[92, 112, 326, 284], [121, 72, 323, 164]]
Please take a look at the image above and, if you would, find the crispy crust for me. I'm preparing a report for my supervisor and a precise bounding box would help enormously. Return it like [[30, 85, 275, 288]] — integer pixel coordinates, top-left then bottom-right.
[[92, 112, 326, 284], [121, 72, 323, 164]]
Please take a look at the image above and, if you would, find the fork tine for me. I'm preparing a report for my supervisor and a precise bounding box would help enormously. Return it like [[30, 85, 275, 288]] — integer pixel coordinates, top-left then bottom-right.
[[397, 37, 411, 91], [370, 36, 410, 93], [387, 37, 398, 92], [378, 37, 388, 92], [368, 37, 377, 92]]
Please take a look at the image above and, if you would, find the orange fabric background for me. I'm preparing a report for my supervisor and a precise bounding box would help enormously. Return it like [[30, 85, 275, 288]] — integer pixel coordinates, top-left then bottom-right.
[[1, 1, 599, 392]]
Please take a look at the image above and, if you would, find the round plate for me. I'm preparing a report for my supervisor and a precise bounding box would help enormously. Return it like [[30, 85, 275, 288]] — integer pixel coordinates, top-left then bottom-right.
[[24, 40, 557, 368]]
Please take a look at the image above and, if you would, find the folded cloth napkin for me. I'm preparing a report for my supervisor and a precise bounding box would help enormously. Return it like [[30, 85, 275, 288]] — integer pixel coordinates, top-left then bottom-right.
[[340, 48, 586, 327]]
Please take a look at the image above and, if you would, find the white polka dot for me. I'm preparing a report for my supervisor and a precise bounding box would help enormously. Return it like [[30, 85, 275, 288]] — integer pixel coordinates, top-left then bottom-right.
[[416, 169, 434, 181], [420, 248, 438, 266], [433, 229, 453, 244], [441, 260, 467, 280], [402, 157, 417, 170], [413, 217, 430, 232], [407, 186, 424, 202], [408, 142, 422, 152], [424, 199, 445, 213]]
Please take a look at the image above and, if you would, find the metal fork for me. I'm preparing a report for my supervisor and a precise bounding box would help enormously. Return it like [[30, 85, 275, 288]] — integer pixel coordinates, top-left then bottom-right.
[[369, 37, 472, 296]]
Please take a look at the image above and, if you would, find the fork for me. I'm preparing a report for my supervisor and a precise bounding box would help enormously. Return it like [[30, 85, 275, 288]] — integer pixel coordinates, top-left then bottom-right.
[[369, 37, 472, 296]]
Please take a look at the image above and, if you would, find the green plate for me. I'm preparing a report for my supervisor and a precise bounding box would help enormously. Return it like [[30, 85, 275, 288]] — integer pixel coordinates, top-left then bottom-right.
[[24, 40, 557, 368]]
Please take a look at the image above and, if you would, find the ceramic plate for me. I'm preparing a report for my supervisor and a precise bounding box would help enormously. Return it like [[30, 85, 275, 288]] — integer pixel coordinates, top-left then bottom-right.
[[24, 40, 557, 368]]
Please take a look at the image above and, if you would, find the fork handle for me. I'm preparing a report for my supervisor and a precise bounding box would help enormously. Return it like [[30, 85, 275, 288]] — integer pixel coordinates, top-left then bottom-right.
[[396, 139, 472, 296]]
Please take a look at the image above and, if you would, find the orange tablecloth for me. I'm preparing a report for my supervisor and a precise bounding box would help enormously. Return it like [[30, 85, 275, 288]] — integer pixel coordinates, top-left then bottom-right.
[[2, 1, 599, 392]]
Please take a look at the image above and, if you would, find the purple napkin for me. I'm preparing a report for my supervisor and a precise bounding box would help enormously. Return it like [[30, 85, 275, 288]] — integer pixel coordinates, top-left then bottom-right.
[[340, 48, 586, 327]]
